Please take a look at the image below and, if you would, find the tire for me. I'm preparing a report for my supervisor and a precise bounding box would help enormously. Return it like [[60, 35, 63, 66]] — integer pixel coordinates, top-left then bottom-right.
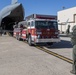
[[16, 34, 18, 40], [28, 35, 32, 46], [16, 34, 21, 41], [17, 35, 21, 41]]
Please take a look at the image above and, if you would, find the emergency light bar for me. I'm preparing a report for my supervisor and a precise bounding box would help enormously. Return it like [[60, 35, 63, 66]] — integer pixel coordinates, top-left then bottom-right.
[[25, 14, 57, 20], [36, 15, 55, 20], [35, 14, 57, 20]]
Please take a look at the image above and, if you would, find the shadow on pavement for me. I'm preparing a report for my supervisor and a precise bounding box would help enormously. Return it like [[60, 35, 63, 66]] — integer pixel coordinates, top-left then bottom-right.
[[59, 33, 71, 37], [45, 40, 73, 49]]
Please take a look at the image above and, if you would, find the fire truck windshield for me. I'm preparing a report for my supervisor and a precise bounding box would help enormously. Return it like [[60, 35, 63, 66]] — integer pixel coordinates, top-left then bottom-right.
[[35, 21, 58, 29]]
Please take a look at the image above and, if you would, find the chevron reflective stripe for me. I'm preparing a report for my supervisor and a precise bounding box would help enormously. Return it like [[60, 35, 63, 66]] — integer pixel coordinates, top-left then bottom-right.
[[22, 34, 26, 37], [13, 32, 16, 37]]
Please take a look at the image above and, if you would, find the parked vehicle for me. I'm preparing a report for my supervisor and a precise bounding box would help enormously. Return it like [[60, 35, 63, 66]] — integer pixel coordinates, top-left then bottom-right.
[[13, 14, 60, 45]]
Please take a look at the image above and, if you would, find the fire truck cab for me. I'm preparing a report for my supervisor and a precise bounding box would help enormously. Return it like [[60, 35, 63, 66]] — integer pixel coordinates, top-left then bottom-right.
[[13, 14, 60, 46]]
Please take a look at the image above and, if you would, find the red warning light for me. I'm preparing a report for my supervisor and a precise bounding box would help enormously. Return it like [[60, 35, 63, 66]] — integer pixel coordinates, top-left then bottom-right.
[[36, 15, 56, 20]]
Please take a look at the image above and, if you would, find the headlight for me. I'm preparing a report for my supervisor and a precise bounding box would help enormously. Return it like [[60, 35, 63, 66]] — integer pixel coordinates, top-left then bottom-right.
[[37, 35, 41, 39], [37, 32, 42, 34]]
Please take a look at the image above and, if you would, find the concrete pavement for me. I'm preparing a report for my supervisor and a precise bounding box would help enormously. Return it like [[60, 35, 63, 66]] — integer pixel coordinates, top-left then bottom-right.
[[0, 36, 73, 75]]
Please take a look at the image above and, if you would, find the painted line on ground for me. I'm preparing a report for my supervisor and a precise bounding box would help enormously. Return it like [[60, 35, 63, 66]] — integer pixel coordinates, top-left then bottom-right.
[[36, 46, 73, 64]]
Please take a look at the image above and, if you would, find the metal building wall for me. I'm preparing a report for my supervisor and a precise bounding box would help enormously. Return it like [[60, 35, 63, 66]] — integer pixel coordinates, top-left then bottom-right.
[[57, 7, 76, 33]]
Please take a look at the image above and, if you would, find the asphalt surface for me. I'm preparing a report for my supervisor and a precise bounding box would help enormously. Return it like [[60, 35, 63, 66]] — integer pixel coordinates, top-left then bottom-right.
[[44, 37, 73, 59], [0, 35, 73, 75]]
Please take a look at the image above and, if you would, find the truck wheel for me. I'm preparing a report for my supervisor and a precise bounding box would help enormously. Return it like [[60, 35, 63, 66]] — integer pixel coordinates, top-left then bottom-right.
[[16, 34, 21, 41], [17, 35, 21, 41], [28, 35, 32, 46], [16, 34, 18, 40]]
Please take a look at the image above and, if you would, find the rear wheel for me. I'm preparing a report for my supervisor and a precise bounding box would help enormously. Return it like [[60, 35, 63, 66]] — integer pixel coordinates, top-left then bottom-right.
[[16, 34, 21, 41], [28, 35, 32, 46], [17, 35, 21, 41]]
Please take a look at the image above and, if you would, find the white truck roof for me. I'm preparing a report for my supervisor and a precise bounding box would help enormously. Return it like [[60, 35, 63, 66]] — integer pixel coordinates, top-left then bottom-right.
[[18, 21, 27, 27], [25, 14, 57, 21]]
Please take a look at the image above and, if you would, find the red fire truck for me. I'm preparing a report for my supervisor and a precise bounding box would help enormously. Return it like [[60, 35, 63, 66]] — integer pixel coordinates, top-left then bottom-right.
[[13, 14, 60, 46]]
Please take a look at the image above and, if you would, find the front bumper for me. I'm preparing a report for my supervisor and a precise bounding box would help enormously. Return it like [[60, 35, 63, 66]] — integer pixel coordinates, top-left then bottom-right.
[[35, 38, 60, 43]]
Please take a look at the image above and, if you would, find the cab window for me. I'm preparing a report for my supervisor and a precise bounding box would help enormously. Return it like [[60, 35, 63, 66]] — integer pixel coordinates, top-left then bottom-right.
[[31, 21, 34, 27], [28, 22, 30, 26]]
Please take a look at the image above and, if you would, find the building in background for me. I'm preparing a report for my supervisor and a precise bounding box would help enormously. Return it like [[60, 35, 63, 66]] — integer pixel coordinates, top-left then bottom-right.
[[58, 7, 76, 33]]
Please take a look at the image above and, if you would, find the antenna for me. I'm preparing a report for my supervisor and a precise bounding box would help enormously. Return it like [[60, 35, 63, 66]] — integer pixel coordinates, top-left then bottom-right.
[[62, 6, 65, 10]]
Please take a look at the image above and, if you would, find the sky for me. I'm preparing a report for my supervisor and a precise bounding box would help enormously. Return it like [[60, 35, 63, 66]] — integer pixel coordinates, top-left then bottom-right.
[[0, 0, 76, 17]]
